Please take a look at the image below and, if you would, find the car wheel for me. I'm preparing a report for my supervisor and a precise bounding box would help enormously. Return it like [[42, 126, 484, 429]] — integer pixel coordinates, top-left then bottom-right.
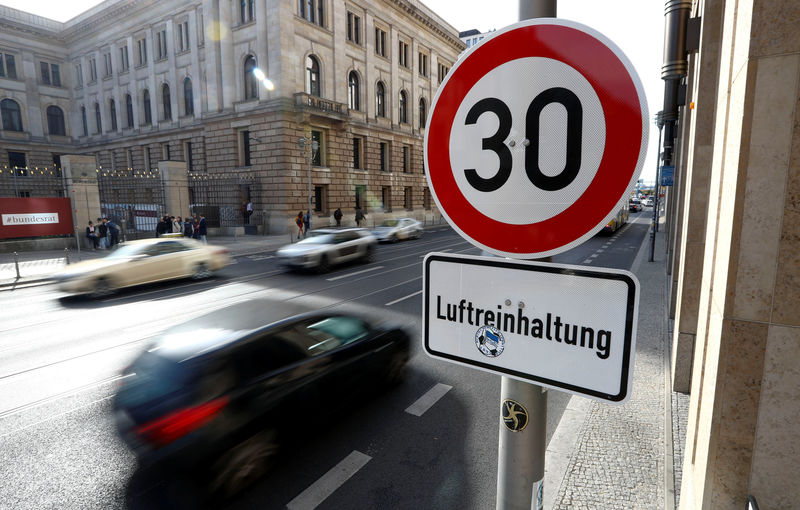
[[385, 351, 408, 386], [317, 254, 330, 274], [390, 233, 398, 243], [414, 229, 423, 239], [363, 245, 375, 263], [90, 277, 114, 299], [191, 262, 213, 280], [210, 429, 279, 497]]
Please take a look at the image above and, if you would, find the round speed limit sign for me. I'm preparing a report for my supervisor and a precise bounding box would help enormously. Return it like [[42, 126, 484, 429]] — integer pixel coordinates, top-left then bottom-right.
[[424, 18, 648, 259]]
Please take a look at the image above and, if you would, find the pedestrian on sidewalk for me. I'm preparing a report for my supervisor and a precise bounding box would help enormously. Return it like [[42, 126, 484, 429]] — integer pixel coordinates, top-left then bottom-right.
[[355, 207, 365, 227], [192, 215, 200, 239], [303, 211, 310, 237], [104, 218, 120, 247], [197, 214, 207, 244], [156, 217, 167, 238], [86, 221, 99, 250], [96, 217, 109, 249], [171, 216, 181, 233], [295, 211, 304, 240], [183, 216, 193, 237], [334, 207, 342, 227]]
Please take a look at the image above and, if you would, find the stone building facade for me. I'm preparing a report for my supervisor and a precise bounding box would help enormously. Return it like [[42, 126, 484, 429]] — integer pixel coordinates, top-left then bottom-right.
[[0, 0, 464, 232]]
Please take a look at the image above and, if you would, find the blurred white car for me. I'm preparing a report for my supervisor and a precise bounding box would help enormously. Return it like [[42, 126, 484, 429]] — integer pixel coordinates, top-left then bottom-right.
[[54, 237, 230, 297], [371, 218, 423, 242], [277, 228, 376, 272]]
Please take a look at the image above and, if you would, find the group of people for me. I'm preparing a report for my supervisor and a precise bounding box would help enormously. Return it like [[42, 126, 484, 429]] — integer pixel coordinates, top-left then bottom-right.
[[156, 214, 207, 244], [294, 207, 367, 240], [85, 217, 120, 250]]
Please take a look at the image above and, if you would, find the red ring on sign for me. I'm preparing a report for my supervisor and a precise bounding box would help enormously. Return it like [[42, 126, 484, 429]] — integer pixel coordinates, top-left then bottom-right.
[[427, 23, 644, 255]]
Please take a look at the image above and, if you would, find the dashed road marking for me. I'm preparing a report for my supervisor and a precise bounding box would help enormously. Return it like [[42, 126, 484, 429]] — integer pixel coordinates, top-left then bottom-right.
[[582, 259, 593, 264], [385, 290, 422, 306], [405, 383, 453, 417], [246, 255, 274, 261], [286, 451, 372, 510], [325, 266, 384, 282]]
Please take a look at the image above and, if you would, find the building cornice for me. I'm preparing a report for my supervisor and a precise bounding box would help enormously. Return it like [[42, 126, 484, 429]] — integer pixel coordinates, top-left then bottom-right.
[[387, 0, 466, 51]]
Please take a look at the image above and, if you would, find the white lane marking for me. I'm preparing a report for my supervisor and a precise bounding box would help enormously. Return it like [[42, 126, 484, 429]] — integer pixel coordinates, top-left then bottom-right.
[[325, 266, 384, 281], [582, 259, 593, 264], [405, 383, 453, 417], [385, 290, 422, 306], [596, 249, 605, 253], [590, 254, 599, 258], [247, 255, 274, 261], [420, 248, 451, 258], [286, 451, 372, 510]]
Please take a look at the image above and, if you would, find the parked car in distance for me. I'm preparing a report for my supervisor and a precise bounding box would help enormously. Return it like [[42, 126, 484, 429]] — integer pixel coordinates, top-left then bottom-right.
[[54, 237, 229, 297], [371, 218, 423, 242], [629, 198, 643, 212], [644, 196, 655, 207], [276, 228, 376, 272], [113, 299, 411, 496]]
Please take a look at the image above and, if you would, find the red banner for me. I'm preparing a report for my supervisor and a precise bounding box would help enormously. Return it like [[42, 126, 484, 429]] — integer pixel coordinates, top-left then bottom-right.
[[0, 198, 74, 239]]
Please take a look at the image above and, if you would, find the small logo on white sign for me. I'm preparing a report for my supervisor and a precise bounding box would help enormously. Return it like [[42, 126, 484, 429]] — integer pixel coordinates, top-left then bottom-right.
[[475, 325, 505, 357], [1, 213, 60, 226]]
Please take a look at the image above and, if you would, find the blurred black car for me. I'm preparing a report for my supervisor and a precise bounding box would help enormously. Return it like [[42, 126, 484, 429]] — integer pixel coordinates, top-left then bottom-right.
[[113, 299, 410, 496]]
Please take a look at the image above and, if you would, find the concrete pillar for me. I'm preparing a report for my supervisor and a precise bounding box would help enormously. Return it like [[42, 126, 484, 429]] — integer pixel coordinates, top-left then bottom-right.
[[62, 154, 100, 246], [219, 0, 236, 109], [158, 160, 190, 219]]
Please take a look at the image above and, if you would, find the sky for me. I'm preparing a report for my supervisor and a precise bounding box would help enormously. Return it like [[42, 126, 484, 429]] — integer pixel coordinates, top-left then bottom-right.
[[2, 0, 665, 182]]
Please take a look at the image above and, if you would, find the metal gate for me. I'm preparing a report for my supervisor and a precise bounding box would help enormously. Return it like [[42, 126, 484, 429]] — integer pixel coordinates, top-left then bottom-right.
[[0, 166, 66, 198], [188, 170, 260, 229], [97, 169, 165, 240]]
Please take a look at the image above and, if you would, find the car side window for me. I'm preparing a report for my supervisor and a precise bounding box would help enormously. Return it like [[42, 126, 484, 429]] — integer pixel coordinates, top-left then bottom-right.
[[342, 231, 360, 242], [273, 317, 369, 356], [232, 337, 307, 382]]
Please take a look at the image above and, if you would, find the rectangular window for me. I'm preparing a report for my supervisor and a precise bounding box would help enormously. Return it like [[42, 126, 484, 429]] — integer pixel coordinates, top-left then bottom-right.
[[404, 186, 412, 210], [402, 145, 410, 173], [241, 130, 251, 166], [352, 137, 362, 170], [40, 62, 51, 85], [104, 53, 112, 76], [89, 58, 97, 81], [198, 14, 204, 46], [438, 63, 449, 82], [178, 22, 190, 52], [399, 41, 409, 68], [381, 186, 391, 211], [144, 147, 151, 171], [418, 53, 428, 77], [311, 129, 323, 167], [162, 143, 170, 161], [375, 28, 387, 57], [156, 30, 167, 60], [126, 149, 133, 169], [0, 54, 17, 79], [137, 39, 147, 66], [347, 12, 361, 44], [355, 184, 366, 210], [424, 188, 431, 210], [379, 141, 390, 172], [75, 63, 83, 87], [8, 152, 27, 174], [314, 185, 327, 213], [52, 154, 62, 172], [51, 64, 61, 86], [119, 46, 129, 71], [184, 141, 193, 171]]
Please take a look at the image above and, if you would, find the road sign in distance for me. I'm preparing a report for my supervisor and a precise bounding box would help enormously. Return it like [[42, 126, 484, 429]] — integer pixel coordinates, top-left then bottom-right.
[[423, 253, 639, 403], [424, 18, 648, 259]]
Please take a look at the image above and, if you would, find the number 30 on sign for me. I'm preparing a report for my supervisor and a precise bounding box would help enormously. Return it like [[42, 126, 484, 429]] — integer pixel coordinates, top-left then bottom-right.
[[424, 18, 648, 259]]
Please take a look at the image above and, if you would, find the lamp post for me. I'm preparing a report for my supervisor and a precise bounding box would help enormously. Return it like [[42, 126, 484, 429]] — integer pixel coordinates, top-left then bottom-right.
[[649, 111, 664, 262]]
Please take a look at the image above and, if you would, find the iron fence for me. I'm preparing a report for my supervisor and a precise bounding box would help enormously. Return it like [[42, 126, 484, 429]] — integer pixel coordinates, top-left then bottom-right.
[[188, 170, 261, 229], [97, 168, 165, 240], [0, 166, 66, 198]]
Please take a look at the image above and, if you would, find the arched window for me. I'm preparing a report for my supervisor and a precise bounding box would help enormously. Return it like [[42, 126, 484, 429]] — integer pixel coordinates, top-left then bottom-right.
[[109, 99, 117, 131], [162, 84, 172, 121], [419, 97, 427, 129], [94, 102, 102, 133], [46, 105, 65, 136], [348, 71, 360, 110], [125, 94, 134, 128], [399, 90, 408, 124], [0, 98, 23, 132], [81, 106, 88, 136], [375, 81, 385, 118], [143, 89, 152, 125], [244, 55, 258, 100], [305, 55, 320, 97], [184, 77, 194, 116]]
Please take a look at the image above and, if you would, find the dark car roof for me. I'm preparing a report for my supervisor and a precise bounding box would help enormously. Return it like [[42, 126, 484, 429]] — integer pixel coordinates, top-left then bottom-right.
[[150, 299, 329, 362]]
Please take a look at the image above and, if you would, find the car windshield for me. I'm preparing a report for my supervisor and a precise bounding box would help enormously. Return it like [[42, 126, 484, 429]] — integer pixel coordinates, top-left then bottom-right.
[[104, 244, 147, 259], [299, 233, 334, 244], [379, 220, 398, 227]]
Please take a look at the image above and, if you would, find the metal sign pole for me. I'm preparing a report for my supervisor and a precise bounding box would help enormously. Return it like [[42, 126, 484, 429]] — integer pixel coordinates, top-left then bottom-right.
[[494, 5, 555, 510]]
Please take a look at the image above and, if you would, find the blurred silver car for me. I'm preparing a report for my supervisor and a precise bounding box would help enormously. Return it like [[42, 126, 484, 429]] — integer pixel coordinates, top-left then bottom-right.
[[371, 218, 423, 242], [276, 228, 376, 272], [54, 237, 230, 297]]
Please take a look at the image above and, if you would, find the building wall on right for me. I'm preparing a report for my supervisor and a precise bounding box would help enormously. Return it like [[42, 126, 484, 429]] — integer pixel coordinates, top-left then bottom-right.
[[675, 0, 800, 508]]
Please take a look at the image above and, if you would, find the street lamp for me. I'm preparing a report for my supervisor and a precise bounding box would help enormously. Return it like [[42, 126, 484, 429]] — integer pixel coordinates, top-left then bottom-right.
[[297, 136, 319, 232], [649, 110, 665, 262]]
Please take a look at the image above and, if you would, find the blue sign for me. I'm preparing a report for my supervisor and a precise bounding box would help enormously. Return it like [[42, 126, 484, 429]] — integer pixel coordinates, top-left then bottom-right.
[[661, 165, 674, 186]]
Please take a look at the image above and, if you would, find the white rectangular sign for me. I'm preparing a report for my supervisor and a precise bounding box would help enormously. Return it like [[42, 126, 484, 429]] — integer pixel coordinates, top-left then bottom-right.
[[2, 212, 60, 226], [423, 253, 639, 403]]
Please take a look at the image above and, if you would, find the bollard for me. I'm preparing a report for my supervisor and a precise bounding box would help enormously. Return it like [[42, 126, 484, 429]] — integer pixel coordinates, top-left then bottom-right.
[[13, 252, 20, 279], [64, 247, 70, 265]]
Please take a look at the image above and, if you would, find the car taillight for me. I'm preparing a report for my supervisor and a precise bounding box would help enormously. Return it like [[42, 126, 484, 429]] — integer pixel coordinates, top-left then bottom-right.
[[134, 396, 229, 447]]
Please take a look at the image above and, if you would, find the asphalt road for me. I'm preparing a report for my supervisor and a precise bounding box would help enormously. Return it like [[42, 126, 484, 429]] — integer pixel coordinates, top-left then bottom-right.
[[0, 212, 650, 510]]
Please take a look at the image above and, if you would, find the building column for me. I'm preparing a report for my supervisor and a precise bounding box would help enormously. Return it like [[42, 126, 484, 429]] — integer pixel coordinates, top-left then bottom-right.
[[62, 155, 101, 246], [158, 160, 190, 219], [219, 0, 236, 109]]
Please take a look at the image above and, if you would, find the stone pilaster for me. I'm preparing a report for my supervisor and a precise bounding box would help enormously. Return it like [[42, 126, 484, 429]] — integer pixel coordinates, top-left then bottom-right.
[[158, 160, 190, 219]]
